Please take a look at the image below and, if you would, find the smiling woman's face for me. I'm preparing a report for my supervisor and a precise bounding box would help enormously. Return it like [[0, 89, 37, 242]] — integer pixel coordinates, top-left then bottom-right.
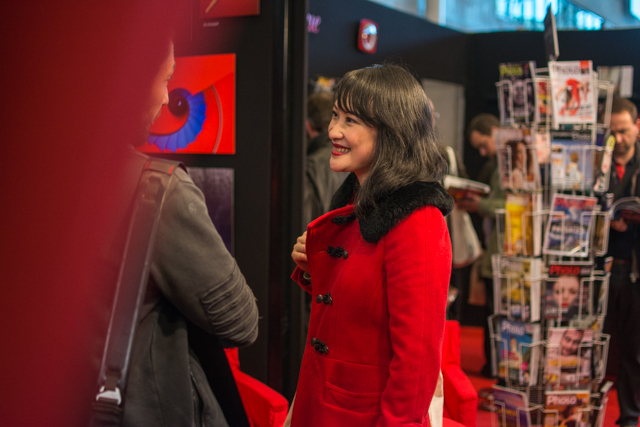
[[328, 104, 377, 184]]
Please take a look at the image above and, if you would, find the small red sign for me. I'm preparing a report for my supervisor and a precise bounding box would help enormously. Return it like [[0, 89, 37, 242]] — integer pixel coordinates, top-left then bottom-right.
[[358, 19, 378, 54]]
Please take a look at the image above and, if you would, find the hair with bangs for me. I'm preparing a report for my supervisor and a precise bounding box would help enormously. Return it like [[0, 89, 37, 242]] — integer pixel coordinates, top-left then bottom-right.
[[333, 63, 447, 218]]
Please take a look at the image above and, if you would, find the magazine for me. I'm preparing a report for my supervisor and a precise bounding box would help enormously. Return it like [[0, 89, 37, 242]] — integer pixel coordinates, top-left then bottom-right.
[[496, 127, 540, 190], [593, 134, 615, 193], [610, 196, 640, 224], [442, 175, 490, 201], [591, 381, 613, 427], [545, 327, 593, 388], [492, 255, 542, 322], [544, 263, 592, 321], [594, 194, 613, 255], [590, 334, 609, 382], [495, 318, 541, 386], [549, 60, 595, 125], [499, 61, 536, 124], [543, 194, 598, 257], [535, 129, 551, 165], [549, 130, 594, 191], [543, 390, 590, 427], [535, 78, 551, 125], [492, 385, 531, 427], [504, 192, 543, 256]]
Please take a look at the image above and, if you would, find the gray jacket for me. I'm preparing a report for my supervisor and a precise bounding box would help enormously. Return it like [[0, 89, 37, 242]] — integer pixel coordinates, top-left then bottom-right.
[[119, 150, 259, 427]]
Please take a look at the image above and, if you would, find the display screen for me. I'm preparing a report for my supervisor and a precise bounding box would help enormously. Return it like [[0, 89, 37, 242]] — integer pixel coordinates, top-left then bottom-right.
[[139, 54, 236, 154]]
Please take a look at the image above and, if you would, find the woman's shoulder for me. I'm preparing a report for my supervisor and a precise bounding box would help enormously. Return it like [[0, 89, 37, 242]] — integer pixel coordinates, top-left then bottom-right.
[[392, 205, 447, 232], [359, 182, 452, 243]]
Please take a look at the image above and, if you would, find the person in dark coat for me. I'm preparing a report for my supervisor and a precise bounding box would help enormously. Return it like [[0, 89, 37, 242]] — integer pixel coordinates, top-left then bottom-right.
[[605, 96, 640, 427], [115, 41, 260, 427]]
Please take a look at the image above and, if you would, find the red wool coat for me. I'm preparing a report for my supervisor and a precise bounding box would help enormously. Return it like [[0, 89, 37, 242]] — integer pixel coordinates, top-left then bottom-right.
[[290, 176, 453, 427]]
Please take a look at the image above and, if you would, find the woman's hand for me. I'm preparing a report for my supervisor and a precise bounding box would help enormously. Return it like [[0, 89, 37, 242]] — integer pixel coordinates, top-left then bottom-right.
[[611, 218, 628, 233], [455, 194, 481, 213], [291, 231, 309, 273]]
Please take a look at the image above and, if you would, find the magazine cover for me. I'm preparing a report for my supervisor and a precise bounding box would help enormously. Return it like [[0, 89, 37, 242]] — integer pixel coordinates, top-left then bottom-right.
[[591, 381, 613, 427], [610, 196, 640, 224], [593, 134, 615, 193], [549, 60, 595, 125], [591, 335, 609, 383], [535, 129, 551, 165], [499, 61, 536, 124], [496, 318, 540, 385], [496, 127, 540, 190], [443, 175, 490, 201], [545, 327, 593, 387], [492, 385, 531, 427], [549, 130, 594, 191], [594, 194, 613, 255], [504, 192, 543, 256], [545, 263, 592, 321], [544, 390, 590, 427], [493, 256, 542, 322], [543, 194, 598, 257], [535, 78, 551, 125]]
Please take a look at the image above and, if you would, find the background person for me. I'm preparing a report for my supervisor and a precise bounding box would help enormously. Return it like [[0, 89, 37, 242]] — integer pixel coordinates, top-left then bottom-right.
[[290, 63, 453, 426], [303, 91, 348, 228], [605, 96, 640, 427], [456, 113, 505, 380]]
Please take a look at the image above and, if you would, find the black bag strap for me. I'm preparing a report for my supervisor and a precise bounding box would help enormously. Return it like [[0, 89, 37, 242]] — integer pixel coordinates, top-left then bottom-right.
[[90, 158, 182, 427]]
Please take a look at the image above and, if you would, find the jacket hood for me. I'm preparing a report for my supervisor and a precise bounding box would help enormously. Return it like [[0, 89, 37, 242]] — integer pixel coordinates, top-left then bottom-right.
[[329, 173, 454, 243]]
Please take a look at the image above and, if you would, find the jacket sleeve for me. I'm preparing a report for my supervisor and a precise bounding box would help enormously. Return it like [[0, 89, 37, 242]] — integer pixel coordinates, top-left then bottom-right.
[[291, 266, 313, 295], [377, 206, 451, 427], [149, 169, 258, 348], [478, 168, 506, 219]]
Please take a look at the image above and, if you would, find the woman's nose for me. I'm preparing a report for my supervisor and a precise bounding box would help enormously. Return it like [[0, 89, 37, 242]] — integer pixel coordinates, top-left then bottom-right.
[[328, 123, 341, 139]]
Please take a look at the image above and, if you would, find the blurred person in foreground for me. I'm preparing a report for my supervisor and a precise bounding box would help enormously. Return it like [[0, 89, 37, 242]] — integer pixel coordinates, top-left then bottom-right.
[[106, 41, 259, 427], [0, 3, 258, 426]]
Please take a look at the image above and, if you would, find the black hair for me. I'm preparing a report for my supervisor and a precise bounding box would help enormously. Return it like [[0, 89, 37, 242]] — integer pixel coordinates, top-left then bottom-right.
[[333, 63, 447, 218], [611, 96, 638, 121], [466, 113, 500, 140]]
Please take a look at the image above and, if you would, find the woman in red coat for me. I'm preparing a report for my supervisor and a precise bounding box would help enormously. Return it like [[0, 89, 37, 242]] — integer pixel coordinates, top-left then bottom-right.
[[290, 64, 454, 427]]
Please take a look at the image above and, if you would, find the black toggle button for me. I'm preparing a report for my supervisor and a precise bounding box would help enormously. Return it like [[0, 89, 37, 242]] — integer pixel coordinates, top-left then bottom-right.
[[323, 293, 333, 305], [332, 213, 356, 225], [311, 338, 329, 355], [327, 246, 348, 259]]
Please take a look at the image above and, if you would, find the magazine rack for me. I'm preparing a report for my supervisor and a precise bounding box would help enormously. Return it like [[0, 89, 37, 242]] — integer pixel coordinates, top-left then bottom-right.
[[490, 394, 600, 427], [489, 399, 542, 427], [489, 59, 617, 427]]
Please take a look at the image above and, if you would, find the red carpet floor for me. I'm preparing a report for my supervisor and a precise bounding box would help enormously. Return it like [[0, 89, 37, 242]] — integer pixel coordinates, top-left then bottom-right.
[[459, 326, 620, 427]]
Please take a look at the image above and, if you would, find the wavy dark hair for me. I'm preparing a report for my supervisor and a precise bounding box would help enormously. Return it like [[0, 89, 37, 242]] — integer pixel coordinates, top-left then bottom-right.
[[333, 63, 447, 218]]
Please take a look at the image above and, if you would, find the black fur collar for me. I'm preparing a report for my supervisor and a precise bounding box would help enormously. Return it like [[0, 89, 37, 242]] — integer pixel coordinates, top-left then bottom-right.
[[329, 173, 454, 243]]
